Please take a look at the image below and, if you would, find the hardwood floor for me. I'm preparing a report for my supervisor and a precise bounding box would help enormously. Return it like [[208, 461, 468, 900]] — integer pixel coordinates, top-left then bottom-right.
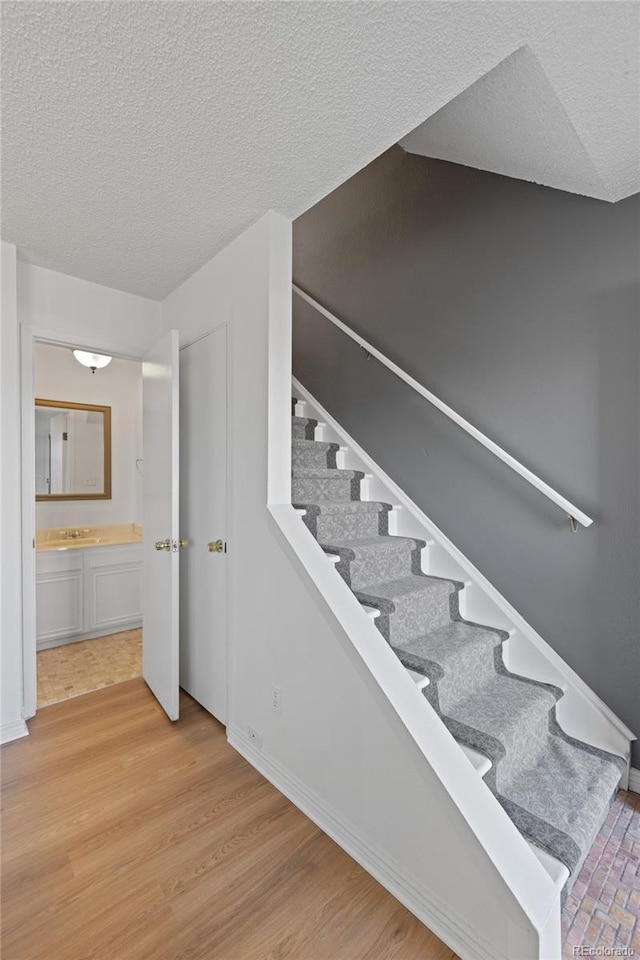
[[1, 679, 457, 960]]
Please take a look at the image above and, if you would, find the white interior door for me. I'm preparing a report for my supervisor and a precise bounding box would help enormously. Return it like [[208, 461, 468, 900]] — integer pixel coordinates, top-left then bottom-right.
[[143, 329, 180, 720], [179, 325, 227, 723]]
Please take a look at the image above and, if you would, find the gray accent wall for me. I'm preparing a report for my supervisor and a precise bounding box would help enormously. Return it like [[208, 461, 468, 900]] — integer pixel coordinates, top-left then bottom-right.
[[292, 147, 640, 765]]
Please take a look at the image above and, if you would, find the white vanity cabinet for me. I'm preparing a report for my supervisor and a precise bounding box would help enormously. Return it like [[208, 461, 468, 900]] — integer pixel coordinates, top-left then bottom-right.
[[36, 543, 143, 649], [36, 550, 84, 646]]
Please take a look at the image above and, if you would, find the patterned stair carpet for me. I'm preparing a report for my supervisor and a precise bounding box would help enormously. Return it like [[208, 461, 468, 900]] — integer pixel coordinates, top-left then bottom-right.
[[291, 403, 626, 890]]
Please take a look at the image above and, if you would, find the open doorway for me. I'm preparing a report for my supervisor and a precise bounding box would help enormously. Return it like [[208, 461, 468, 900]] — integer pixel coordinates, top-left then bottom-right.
[[22, 324, 229, 727], [33, 341, 144, 706]]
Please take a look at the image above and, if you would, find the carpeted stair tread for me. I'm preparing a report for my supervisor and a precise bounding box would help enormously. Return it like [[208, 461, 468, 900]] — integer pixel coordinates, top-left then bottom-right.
[[319, 534, 426, 553], [320, 536, 426, 591], [294, 500, 392, 516], [298, 501, 392, 540], [509, 737, 625, 856], [510, 737, 624, 829], [292, 439, 337, 453], [446, 676, 561, 783], [449, 674, 558, 735], [354, 574, 459, 641], [292, 416, 317, 426], [354, 572, 457, 603], [292, 467, 364, 480], [292, 416, 319, 440], [292, 439, 340, 469], [292, 466, 364, 504], [392, 621, 507, 705], [498, 735, 624, 876]]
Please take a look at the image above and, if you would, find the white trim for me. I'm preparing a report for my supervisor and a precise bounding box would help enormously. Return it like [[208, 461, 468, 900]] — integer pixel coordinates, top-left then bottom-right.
[[229, 724, 518, 960], [36, 621, 142, 651], [178, 318, 229, 353], [1, 718, 29, 745], [293, 285, 593, 529], [292, 376, 635, 749], [20, 324, 37, 719], [628, 768, 640, 795], [23, 324, 145, 362]]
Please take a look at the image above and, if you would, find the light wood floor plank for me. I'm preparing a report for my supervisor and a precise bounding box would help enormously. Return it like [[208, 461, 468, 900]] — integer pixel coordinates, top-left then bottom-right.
[[1, 678, 457, 960]]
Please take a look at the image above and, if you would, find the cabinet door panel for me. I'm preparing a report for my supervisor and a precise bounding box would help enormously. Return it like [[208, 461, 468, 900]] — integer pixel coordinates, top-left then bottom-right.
[[36, 571, 83, 643], [36, 545, 143, 645], [91, 565, 143, 630]]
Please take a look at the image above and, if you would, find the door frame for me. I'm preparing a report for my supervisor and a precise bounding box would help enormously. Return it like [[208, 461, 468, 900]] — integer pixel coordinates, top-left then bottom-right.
[[20, 324, 143, 719], [20, 321, 232, 724]]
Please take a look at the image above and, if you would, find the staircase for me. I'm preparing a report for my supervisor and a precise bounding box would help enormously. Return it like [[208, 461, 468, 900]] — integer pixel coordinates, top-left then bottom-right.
[[291, 396, 626, 894]]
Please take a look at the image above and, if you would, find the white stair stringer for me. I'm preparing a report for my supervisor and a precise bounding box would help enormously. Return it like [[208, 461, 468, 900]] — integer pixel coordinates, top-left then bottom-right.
[[268, 500, 562, 960], [284, 383, 630, 958], [293, 378, 634, 780], [292, 381, 633, 904]]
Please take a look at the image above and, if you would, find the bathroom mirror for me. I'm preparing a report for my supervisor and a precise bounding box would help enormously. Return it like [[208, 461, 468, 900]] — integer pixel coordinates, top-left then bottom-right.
[[35, 400, 112, 500]]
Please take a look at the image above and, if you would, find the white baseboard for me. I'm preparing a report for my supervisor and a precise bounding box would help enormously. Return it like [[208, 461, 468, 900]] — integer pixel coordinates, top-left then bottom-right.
[[628, 767, 640, 794], [1, 717, 29, 745], [228, 723, 516, 960], [36, 620, 142, 651]]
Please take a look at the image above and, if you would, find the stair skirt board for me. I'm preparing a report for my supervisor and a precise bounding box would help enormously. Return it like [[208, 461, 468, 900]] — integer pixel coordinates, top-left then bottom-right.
[[290, 403, 626, 893]]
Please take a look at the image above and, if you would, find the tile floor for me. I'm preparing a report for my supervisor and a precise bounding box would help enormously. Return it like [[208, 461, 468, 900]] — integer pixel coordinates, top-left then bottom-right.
[[37, 628, 142, 706], [562, 788, 640, 958]]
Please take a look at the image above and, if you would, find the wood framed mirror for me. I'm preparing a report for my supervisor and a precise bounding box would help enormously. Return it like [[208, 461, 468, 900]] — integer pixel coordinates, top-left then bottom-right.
[[35, 399, 112, 501]]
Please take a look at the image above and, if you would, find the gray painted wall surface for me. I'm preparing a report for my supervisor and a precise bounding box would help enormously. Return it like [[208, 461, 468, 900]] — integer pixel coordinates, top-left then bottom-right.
[[292, 147, 640, 765]]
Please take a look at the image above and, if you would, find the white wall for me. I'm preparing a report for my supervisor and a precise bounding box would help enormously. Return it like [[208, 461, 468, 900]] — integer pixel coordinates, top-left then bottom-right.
[[34, 344, 142, 528], [18, 261, 161, 356], [1, 242, 28, 742], [162, 212, 556, 960]]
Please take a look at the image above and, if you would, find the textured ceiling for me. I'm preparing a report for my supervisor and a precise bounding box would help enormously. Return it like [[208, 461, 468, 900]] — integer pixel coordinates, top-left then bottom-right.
[[2, 2, 639, 300], [399, 46, 612, 201]]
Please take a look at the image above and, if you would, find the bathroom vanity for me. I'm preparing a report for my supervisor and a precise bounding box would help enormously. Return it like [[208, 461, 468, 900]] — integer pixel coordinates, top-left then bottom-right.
[[36, 525, 142, 649]]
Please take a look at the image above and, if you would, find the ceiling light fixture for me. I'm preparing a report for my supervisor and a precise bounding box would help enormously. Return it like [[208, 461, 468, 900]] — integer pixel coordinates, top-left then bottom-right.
[[72, 350, 112, 374]]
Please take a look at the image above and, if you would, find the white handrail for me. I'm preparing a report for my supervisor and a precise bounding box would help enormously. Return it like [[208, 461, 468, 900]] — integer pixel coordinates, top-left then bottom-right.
[[292, 284, 593, 529]]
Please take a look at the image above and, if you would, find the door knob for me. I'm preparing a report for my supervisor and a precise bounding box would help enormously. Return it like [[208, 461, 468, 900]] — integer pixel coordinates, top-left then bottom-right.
[[178, 539, 189, 549], [155, 539, 171, 551], [208, 539, 225, 553]]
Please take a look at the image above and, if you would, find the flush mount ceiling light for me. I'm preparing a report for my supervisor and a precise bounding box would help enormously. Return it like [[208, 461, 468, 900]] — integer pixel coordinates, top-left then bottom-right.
[[72, 350, 112, 374]]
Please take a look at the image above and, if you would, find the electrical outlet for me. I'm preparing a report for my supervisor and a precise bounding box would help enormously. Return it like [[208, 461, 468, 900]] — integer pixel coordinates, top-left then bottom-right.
[[271, 683, 282, 715], [247, 727, 262, 748]]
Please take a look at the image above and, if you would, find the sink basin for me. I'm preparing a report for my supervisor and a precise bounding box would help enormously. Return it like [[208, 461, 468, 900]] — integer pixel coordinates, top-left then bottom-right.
[[39, 535, 142, 549], [44, 537, 101, 547]]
